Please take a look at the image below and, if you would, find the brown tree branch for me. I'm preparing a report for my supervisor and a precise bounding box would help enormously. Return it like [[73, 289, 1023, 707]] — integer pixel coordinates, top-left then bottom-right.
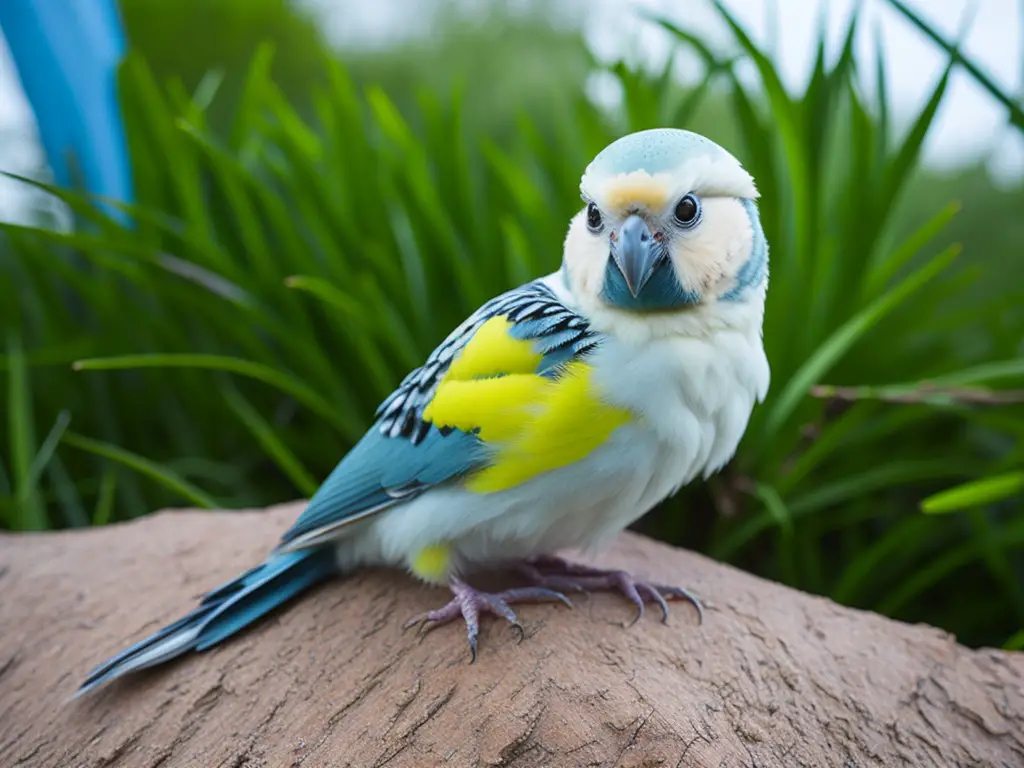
[[811, 382, 1024, 405]]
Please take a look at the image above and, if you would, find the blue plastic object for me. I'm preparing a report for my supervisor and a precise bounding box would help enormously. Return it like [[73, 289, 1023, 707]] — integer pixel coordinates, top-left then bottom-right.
[[0, 0, 133, 222]]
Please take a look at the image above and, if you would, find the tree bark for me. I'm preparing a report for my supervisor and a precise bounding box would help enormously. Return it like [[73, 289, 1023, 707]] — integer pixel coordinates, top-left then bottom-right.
[[1, 503, 1022, 767]]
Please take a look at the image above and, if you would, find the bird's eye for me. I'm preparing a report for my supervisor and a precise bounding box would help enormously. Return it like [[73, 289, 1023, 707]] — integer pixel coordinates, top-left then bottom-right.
[[673, 194, 701, 228], [586, 202, 603, 232]]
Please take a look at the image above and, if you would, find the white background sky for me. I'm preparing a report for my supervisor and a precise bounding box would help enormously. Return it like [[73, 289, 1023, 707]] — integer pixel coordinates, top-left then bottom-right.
[[0, 0, 1021, 223]]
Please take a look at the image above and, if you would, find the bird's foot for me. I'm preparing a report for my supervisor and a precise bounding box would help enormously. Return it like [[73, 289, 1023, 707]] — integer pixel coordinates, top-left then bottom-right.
[[403, 577, 573, 662], [516, 554, 704, 627]]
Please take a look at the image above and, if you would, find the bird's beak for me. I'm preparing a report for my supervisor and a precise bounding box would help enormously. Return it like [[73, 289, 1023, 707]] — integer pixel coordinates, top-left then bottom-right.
[[610, 215, 664, 298]]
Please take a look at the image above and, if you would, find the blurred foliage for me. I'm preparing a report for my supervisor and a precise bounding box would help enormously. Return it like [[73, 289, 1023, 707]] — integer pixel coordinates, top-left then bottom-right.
[[329, 1, 596, 141], [119, 0, 596, 140], [119, 0, 332, 130], [1, 1, 1023, 652]]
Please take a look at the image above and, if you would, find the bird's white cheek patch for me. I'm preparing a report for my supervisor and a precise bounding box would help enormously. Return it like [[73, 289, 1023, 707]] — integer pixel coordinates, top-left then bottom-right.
[[670, 198, 753, 296], [563, 215, 609, 300]]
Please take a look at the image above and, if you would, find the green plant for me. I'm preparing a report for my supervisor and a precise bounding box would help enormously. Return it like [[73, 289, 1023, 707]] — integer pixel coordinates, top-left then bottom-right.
[[2, 3, 1021, 649], [119, 0, 333, 133]]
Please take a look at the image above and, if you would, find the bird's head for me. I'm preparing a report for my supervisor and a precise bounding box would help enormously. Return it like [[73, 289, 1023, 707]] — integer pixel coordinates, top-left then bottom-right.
[[562, 128, 767, 318]]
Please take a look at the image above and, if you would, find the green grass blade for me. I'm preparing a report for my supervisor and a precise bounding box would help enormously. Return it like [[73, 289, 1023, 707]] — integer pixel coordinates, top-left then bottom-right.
[[646, 17, 727, 68], [882, 0, 1024, 131], [712, 0, 811, 271], [755, 482, 798, 585], [765, 243, 961, 434], [1004, 630, 1024, 651], [222, 383, 319, 498], [71, 354, 357, 438], [285, 276, 397, 396], [190, 68, 225, 114], [7, 333, 44, 530], [24, 410, 71, 492], [880, 60, 954, 215], [874, 20, 890, 157], [284, 275, 370, 326], [920, 472, 1024, 514], [46, 454, 89, 528], [866, 200, 960, 295], [713, 458, 972, 560], [831, 515, 933, 603], [789, 459, 974, 518], [965, 508, 1024, 625], [62, 431, 218, 509], [92, 468, 117, 526], [875, 524, 1024, 617], [669, 73, 717, 128], [754, 482, 792, 537]]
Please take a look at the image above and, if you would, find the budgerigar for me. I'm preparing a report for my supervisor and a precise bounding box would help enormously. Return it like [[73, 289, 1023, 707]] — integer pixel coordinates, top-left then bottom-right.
[[77, 128, 770, 696]]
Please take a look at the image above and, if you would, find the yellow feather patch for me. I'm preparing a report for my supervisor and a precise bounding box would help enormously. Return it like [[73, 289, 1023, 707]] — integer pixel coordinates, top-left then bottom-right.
[[602, 172, 670, 214], [411, 543, 451, 582], [447, 316, 542, 380], [425, 374, 546, 443], [422, 314, 547, 443], [424, 314, 632, 495], [466, 361, 631, 493]]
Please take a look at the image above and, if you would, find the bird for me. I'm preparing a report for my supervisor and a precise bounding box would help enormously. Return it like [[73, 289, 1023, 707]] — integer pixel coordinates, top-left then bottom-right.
[[75, 127, 770, 697]]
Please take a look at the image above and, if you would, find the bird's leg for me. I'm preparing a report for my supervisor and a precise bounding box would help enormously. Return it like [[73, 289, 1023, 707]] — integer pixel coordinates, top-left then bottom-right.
[[515, 554, 704, 627], [403, 577, 573, 661]]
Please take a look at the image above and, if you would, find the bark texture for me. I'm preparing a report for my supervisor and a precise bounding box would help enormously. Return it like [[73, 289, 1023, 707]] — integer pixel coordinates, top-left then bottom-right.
[[1, 503, 1022, 768]]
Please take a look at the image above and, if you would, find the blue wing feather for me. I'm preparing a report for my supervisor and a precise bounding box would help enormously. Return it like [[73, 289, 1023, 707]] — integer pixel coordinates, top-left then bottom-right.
[[277, 279, 601, 550], [277, 425, 486, 548]]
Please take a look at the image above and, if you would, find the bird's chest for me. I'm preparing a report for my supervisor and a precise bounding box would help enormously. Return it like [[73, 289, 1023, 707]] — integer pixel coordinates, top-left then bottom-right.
[[590, 331, 767, 492], [448, 330, 767, 563]]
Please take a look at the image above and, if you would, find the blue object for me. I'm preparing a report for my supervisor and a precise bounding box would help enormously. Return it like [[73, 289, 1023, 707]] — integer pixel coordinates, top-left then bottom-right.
[[0, 0, 133, 223], [76, 548, 337, 696], [277, 424, 487, 550]]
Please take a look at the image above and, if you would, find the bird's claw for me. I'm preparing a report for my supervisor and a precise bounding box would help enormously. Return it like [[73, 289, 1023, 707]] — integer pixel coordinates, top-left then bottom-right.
[[403, 558, 700, 662], [404, 579, 573, 662], [520, 555, 704, 627]]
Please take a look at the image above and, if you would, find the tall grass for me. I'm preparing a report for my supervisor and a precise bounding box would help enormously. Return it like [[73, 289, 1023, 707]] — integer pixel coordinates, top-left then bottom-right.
[[1, 3, 1021, 649]]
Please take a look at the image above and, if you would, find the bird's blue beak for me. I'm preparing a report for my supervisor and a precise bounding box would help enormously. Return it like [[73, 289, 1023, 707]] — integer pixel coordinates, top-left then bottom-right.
[[610, 215, 665, 298]]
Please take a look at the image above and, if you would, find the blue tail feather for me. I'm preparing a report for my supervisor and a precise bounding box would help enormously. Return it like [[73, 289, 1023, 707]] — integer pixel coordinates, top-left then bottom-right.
[[194, 551, 334, 651], [76, 548, 335, 696]]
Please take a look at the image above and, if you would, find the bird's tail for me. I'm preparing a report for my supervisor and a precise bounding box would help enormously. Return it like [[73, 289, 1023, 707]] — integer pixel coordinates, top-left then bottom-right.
[[76, 547, 336, 697]]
